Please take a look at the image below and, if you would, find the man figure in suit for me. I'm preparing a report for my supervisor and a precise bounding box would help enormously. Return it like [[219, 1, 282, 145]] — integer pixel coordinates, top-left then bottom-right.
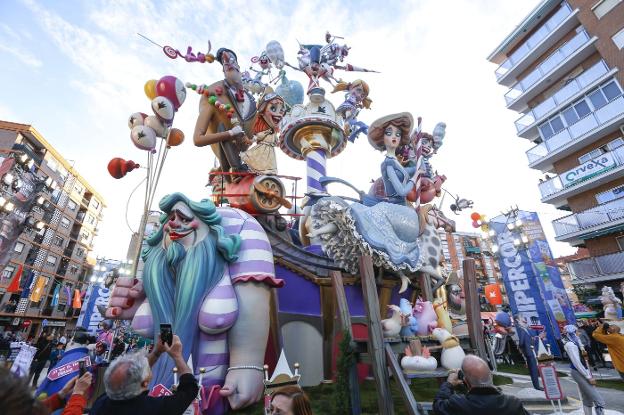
[[193, 48, 257, 180]]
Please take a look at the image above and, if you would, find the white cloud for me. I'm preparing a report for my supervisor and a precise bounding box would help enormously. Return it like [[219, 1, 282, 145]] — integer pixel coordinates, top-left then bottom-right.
[[13, 0, 577, 259]]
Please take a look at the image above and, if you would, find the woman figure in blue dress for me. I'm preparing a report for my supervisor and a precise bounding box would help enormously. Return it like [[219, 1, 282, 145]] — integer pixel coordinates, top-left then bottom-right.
[[309, 113, 424, 283]]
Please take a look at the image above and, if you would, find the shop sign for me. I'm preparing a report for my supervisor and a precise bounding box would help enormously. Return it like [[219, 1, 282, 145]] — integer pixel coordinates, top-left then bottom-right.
[[562, 153, 616, 187]]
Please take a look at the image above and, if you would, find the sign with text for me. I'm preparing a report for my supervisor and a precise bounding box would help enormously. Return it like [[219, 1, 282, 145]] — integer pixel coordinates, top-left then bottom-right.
[[562, 153, 616, 187], [538, 364, 564, 400], [76, 285, 111, 335], [491, 211, 575, 357], [9, 342, 37, 377], [47, 356, 91, 381]]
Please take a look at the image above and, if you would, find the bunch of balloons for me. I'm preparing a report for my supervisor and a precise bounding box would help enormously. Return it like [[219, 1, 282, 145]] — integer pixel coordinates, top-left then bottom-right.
[[470, 212, 489, 232], [128, 75, 187, 152]]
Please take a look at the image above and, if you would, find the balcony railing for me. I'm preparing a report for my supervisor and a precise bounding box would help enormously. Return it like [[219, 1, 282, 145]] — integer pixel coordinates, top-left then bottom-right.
[[505, 29, 591, 105], [539, 145, 624, 199], [553, 196, 624, 238], [526, 95, 624, 165], [495, 2, 573, 80], [515, 60, 610, 134], [569, 251, 624, 281]]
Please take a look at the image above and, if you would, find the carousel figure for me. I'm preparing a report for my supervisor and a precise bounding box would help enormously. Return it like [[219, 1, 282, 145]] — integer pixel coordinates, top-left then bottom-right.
[[332, 79, 372, 142], [240, 92, 286, 175]]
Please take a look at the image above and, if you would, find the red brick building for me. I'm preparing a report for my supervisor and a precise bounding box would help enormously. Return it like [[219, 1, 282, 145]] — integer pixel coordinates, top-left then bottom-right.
[[488, 0, 624, 295]]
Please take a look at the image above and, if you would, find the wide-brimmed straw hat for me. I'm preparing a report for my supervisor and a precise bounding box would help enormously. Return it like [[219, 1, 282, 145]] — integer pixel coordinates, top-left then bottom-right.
[[367, 112, 413, 151]]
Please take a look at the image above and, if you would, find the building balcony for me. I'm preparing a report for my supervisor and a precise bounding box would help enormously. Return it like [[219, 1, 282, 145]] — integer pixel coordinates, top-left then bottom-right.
[[526, 95, 624, 171], [568, 251, 624, 284], [515, 60, 614, 137], [539, 145, 624, 207], [552, 197, 624, 244], [495, 2, 577, 87], [504, 29, 597, 112]]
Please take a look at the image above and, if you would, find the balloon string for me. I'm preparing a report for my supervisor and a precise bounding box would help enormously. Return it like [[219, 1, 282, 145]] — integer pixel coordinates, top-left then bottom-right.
[[149, 145, 169, 209], [147, 135, 166, 209], [125, 176, 148, 233]]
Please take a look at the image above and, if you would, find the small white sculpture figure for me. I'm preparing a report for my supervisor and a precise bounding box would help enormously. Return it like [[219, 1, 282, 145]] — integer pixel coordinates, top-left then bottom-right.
[[600, 286, 622, 320], [401, 345, 437, 372], [432, 327, 465, 370], [381, 305, 403, 338]]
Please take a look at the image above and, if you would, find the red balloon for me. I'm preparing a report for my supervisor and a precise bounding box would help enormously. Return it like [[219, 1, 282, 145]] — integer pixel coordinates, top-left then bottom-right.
[[156, 75, 186, 110], [470, 212, 481, 221], [108, 158, 140, 179], [471, 220, 480, 228]]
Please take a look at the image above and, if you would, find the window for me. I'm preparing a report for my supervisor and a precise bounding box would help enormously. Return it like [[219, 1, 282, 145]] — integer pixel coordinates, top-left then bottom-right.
[[578, 148, 604, 164], [539, 115, 565, 140], [69, 265, 78, 275], [14, 242, 25, 253], [1, 266, 15, 283], [87, 214, 96, 225], [46, 255, 57, 266], [602, 80, 622, 100], [93, 200, 100, 210], [53, 235, 64, 247], [608, 138, 624, 150], [61, 217, 70, 228], [67, 200, 77, 211], [614, 27, 624, 49], [74, 184, 84, 194], [76, 248, 85, 258], [593, 0, 622, 18]]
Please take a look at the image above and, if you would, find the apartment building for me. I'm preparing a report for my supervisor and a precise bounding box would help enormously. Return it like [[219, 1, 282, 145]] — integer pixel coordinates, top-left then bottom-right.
[[438, 229, 503, 311], [488, 0, 624, 293], [0, 120, 105, 337]]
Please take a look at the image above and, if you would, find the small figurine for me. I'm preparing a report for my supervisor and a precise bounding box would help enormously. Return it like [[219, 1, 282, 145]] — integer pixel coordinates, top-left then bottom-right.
[[432, 327, 465, 370], [413, 298, 438, 336], [301, 46, 339, 93], [381, 305, 403, 338], [399, 298, 418, 337], [240, 92, 286, 175], [401, 343, 438, 372], [332, 79, 372, 142], [600, 286, 622, 320]]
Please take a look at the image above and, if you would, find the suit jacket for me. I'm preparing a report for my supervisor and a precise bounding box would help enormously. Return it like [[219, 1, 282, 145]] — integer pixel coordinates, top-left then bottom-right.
[[433, 382, 530, 415]]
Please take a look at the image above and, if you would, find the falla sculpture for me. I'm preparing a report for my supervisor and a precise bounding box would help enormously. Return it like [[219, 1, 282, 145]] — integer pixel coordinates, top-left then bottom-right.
[[107, 31, 459, 413]]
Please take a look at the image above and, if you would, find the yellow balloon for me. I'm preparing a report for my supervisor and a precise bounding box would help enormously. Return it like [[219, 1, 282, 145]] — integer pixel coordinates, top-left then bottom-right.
[[144, 79, 158, 100]]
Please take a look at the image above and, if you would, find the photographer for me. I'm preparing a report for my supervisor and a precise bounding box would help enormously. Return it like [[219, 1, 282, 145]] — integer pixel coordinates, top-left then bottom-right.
[[433, 355, 530, 415], [592, 321, 624, 379]]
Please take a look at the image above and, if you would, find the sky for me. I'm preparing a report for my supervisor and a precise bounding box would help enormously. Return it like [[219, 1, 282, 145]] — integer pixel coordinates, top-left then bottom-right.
[[0, 0, 578, 260]]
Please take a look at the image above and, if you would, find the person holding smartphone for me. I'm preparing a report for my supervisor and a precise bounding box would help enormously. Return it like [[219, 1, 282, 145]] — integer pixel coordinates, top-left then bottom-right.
[[433, 355, 530, 415], [90, 334, 198, 415]]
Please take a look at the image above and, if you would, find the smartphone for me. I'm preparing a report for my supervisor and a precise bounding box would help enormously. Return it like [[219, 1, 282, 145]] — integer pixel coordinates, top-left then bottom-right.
[[78, 360, 86, 377], [160, 324, 173, 347]]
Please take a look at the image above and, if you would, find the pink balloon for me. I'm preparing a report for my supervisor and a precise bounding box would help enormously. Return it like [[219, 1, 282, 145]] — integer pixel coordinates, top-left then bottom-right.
[[471, 220, 479, 228], [156, 76, 186, 110]]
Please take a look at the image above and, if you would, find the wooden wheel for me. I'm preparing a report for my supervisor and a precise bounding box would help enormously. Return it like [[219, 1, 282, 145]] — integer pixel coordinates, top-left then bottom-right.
[[251, 176, 290, 213]]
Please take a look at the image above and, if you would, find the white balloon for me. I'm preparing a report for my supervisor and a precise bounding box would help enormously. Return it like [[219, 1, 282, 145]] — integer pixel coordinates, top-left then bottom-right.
[[174, 78, 186, 108], [144, 115, 166, 138], [151, 97, 174, 125], [130, 125, 157, 151], [127, 112, 147, 129]]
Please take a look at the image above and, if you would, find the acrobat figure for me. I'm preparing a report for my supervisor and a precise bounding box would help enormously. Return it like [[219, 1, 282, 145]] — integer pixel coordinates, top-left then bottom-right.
[[301, 46, 339, 93], [332, 79, 372, 142]]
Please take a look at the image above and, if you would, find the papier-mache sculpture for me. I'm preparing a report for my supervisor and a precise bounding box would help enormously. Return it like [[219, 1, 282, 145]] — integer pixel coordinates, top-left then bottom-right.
[[106, 193, 283, 413]]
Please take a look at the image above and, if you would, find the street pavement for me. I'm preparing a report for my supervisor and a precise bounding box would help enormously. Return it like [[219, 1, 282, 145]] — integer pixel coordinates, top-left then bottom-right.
[[497, 363, 623, 414]]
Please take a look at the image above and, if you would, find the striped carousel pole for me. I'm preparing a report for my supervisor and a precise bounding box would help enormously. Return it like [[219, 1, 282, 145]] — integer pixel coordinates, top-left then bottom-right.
[[412, 116, 423, 212], [306, 147, 328, 193]]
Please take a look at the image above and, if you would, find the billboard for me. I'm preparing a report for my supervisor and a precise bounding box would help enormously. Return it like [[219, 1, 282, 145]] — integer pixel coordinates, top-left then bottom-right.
[[491, 210, 575, 356], [76, 284, 111, 335]]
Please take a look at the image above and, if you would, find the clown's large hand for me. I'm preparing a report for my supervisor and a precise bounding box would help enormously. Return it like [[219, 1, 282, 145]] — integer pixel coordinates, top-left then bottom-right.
[[105, 277, 145, 319], [219, 368, 264, 410]]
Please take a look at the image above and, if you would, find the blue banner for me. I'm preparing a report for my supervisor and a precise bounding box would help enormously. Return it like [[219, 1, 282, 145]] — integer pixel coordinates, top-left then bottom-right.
[[76, 284, 111, 335], [491, 211, 575, 357]]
